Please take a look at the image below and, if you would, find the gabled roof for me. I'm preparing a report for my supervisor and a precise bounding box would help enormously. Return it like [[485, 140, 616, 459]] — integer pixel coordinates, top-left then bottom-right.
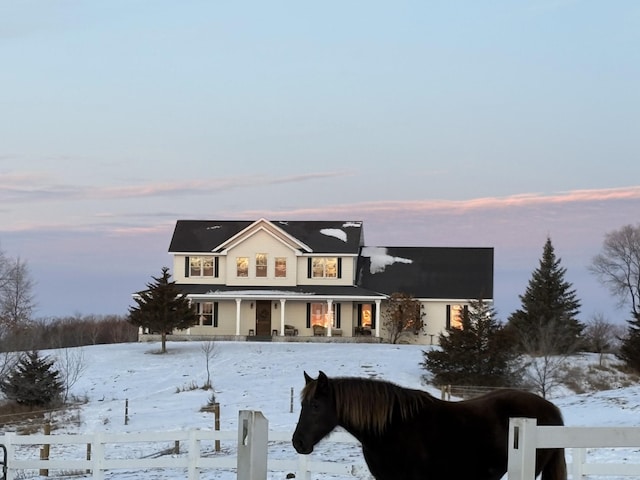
[[169, 220, 364, 254], [357, 247, 494, 300]]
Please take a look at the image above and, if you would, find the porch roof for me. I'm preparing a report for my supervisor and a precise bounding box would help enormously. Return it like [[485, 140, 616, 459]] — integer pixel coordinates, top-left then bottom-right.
[[175, 284, 386, 301]]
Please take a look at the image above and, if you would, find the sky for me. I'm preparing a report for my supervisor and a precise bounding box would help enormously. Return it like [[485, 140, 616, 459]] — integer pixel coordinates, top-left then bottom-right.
[[1, 1, 639, 323], [3, 341, 640, 479]]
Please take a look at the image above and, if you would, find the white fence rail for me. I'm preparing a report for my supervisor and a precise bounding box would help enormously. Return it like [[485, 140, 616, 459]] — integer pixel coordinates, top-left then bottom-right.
[[508, 417, 640, 479], [0, 410, 363, 480]]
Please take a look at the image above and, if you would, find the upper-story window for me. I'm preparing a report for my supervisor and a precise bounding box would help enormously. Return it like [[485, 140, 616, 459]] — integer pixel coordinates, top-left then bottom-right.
[[275, 257, 287, 278], [190, 256, 215, 277], [237, 257, 249, 277], [256, 253, 267, 277], [312, 257, 338, 278]]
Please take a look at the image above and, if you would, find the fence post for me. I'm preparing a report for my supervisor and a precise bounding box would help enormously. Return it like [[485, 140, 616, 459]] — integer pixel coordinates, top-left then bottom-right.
[[214, 403, 220, 452], [572, 447, 586, 479], [39, 422, 51, 476], [237, 410, 268, 480], [92, 432, 105, 480], [507, 418, 538, 480]]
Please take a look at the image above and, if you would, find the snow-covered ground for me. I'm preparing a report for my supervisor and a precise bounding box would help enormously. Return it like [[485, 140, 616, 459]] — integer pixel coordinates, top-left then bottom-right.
[[4, 340, 640, 479]]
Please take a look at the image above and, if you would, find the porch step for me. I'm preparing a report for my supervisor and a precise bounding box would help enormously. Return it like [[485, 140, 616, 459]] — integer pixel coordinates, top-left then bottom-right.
[[246, 335, 273, 342]]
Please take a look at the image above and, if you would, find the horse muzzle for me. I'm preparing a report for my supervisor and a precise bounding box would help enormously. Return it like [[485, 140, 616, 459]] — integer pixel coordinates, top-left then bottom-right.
[[292, 434, 314, 454]]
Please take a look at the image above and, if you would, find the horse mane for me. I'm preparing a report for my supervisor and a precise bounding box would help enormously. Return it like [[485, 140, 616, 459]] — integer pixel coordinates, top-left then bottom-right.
[[302, 375, 434, 435]]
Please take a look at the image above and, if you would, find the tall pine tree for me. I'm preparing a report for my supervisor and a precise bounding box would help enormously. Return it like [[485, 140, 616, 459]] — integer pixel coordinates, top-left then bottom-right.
[[129, 267, 197, 353], [422, 299, 523, 387], [507, 237, 583, 353]]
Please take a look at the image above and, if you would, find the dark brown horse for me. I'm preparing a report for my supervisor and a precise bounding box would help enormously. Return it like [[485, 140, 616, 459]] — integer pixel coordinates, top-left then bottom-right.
[[292, 371, 566, 480]]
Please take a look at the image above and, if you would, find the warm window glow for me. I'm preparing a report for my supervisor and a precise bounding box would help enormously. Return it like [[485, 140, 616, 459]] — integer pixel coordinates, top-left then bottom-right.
[[312, 257, 338, 278], [275, 257, 287, 278], [451, 305, 464, 330], [202, 257, 214, 276], [236, 257, 248, 277], [190, 256, 215, 277], [311, 303, 335, 328], [256, 253, 267, 277], [361, 305, 372, 328]]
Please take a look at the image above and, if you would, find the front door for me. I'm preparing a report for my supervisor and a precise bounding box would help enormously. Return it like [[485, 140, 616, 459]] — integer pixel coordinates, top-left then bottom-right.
[[255, 300, 272, 336]]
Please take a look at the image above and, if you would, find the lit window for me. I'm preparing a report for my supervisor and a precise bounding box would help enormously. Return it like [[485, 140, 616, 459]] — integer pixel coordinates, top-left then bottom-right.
[[190, 256, 215, 277], [312, 257, 338, 278], [275, 257, 287, 278], [237, 257, 248, 277], [256, 253, 267, 277], [203, 257, 214, 276], [450, 305, 464, 330], [310, 303, 336, 328], [361, 304, 372, 328]]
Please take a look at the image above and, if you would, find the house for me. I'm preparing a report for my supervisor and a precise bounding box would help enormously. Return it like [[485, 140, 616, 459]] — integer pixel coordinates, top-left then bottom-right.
[[140, 218, 493, 345]]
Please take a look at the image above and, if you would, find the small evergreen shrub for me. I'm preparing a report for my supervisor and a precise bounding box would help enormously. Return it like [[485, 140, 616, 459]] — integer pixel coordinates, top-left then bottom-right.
[[0, 351, 63, 406]]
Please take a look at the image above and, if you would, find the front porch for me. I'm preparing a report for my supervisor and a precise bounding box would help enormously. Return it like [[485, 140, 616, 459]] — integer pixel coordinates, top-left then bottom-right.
[[138, 332, 383, 344]]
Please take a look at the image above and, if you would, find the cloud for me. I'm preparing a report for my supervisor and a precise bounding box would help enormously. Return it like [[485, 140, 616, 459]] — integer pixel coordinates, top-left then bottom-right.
[[237, 185, 640, 218], [0, 170, 352, 203]]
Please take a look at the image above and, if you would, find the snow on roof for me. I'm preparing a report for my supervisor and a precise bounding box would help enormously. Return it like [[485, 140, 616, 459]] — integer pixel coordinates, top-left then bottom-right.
[[320, 228, 347, 242], [361, 246, 413, 274], [342, 221, 361, 228]]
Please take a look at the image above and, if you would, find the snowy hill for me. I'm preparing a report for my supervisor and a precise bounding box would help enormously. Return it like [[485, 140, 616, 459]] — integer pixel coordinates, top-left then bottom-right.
[[4, 341, 640, 479]]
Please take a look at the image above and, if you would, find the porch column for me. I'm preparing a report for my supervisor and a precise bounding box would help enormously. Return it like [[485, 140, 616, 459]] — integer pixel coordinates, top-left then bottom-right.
[[374, 299, 381, 337], [279, 299, 286, 335], [235, 298, 242, 336], [326, 299, 333, 337]]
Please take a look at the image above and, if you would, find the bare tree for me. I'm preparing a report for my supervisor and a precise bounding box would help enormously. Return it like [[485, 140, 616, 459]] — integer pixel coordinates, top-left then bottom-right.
[[56, 347, 87, 402], [200, 341, 217, 390], [519, 318, 582, 398], [582, 313, 620, 366], [381, 292, 425, 344], [0, 257, 36, 332], [590, 223, 640, 318]]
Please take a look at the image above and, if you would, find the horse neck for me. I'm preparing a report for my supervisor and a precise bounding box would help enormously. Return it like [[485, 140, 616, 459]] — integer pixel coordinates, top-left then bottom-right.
[[332, 379, 431, 439]]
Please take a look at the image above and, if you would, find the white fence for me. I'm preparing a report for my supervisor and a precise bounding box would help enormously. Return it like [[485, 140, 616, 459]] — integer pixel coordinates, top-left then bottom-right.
[[6, 414, 640, 480], [0, 410, 364, 480], [508, 417, 640, 479]]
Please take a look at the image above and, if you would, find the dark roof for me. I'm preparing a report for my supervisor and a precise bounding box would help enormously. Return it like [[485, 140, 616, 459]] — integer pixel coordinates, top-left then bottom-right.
[[358, 247, 493, 300], [174, 284, 385, 299], [169, 220, 364, 254]]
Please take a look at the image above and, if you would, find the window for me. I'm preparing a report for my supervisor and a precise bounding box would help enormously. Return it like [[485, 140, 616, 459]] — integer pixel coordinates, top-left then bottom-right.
[[256, 253, 267, 277], [447, 304, 465, 330], [198, 302, 213, 326], [190, 256, 215, 277], [237, 257, 248, 277], [311, 257, 338, 278], [361, 304, 372, 328], [202, 257, 214, 276], [309, 303, 337, 328], [275, 257, 287, 278]]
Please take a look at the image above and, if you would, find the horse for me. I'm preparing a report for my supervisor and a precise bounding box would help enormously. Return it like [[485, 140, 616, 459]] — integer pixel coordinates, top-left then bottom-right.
[[292, 371, 566, 480]]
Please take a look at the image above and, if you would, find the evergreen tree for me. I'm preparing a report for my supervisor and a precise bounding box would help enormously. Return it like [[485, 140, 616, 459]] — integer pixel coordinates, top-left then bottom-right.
[[422, 299, 523, 387], [0, 350, 63, 406], [129, 267, 197, 353], [507, 237, 583, 353], [617, 311, 640, 372]]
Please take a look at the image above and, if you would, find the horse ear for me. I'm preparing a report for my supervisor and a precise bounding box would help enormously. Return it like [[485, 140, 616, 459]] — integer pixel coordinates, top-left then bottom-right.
[[316, 371, 329, 393], [303, 371, 313, 384]]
